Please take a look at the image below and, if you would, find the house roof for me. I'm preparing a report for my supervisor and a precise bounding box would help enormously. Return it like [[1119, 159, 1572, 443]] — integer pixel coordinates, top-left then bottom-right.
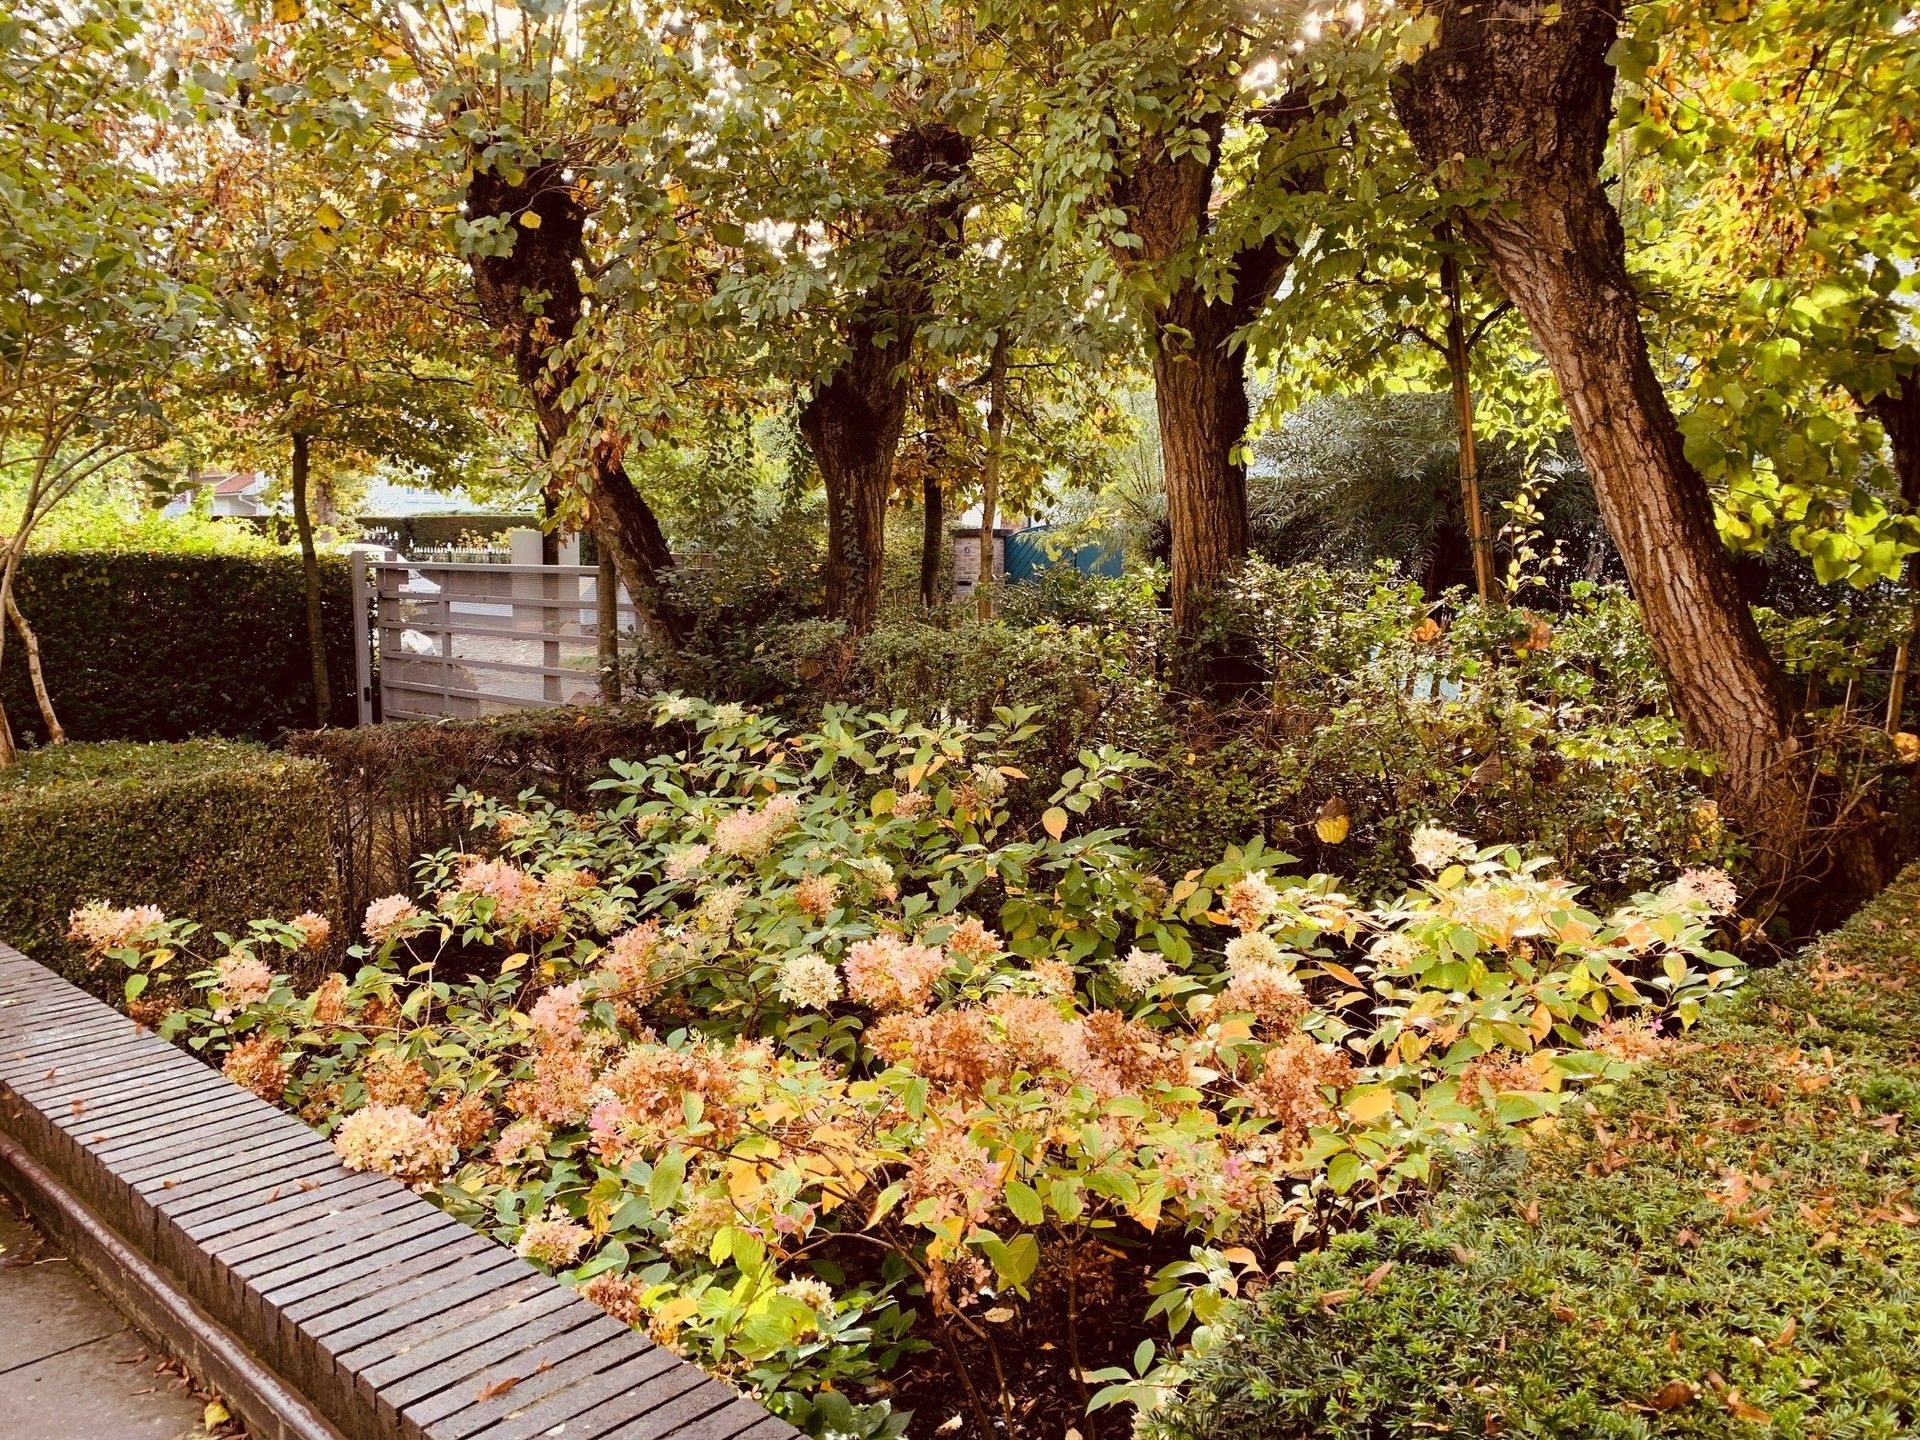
[[211, 471, 266, 495]]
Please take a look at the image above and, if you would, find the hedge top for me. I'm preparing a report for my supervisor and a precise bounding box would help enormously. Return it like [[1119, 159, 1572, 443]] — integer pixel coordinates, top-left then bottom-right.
[[1149, 864, 1920, 1440], [0, 738, 276, 794]]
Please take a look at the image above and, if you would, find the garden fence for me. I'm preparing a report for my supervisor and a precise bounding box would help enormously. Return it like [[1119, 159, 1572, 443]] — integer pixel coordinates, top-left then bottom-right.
[[353, 555, 636, 723]]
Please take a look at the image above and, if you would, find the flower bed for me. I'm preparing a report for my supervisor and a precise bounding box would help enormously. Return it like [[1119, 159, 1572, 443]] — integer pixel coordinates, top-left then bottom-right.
[[1144, 863, 1920, 1440], [79, 696, 1745, 1439]]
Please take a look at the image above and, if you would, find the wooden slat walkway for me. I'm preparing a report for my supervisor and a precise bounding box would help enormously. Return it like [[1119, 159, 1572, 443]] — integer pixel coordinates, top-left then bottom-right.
[[0, 943, 795, 1440]]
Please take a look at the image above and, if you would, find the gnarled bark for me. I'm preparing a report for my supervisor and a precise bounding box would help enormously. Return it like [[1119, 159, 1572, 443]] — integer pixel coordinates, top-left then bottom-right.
[[800, 124, 972, 634], [465, 161, 685, 647], [1113, 92, 1329, 692], [1394, 0, 1809, 879]]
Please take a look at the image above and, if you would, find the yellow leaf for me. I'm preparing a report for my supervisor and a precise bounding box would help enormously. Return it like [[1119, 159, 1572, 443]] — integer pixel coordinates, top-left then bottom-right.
[[1314, 795, 1351, 844], [313, 201, 343, 231], [500, 951, 529, 974], [1345, 1087, 1395, 1125], [1531, 1003, 1554, 1043], [519, 209, 543, 229], [1042, 807, 1068, 840], [270, 0, 303, 20], [203, 1400, 231, 1430]]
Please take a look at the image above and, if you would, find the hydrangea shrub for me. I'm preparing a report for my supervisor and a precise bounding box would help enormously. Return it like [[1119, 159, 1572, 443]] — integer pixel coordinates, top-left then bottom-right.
[[77, 697, 1744, 1439]]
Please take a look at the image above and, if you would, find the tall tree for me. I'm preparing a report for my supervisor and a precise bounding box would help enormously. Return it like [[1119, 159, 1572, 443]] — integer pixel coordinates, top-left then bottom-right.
[[1392, 0, 1809, 876], [0, 0, 208, 761], [1016, 2, 1354, 684]]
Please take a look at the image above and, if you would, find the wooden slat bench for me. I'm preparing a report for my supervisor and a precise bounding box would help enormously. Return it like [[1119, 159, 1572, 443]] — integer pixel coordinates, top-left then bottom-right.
[[0, 943, 796, 1440]]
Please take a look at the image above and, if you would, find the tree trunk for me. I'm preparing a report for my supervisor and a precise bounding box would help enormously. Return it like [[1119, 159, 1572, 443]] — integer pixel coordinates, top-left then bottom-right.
[[596, 524, 623, 704], [291, 431, 333, 727], [920, 474, 944, 608], [1871, 384, 1920, 732], [6, 592, 63, 744], [465, 161, 685, 647], [1439, 244, 1496, 604], [977, 334, 1009, 621], [801, 322, 914, 635], [1395, 0, 1808, 880], [1114, 95, 1326, 694], [1153, 287, 1253, 648], [799, 123, 972, 635]]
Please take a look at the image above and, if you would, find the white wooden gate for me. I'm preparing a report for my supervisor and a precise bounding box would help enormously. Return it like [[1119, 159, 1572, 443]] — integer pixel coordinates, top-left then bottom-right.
[[352, 554, 637, 723]]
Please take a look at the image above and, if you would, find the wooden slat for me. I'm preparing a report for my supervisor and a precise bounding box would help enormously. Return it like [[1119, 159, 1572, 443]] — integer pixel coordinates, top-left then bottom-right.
[[0, 943, 797, 1440]]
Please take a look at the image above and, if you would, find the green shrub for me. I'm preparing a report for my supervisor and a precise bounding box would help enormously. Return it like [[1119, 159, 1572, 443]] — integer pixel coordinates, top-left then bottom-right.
[[0, 740, 340, 997], [112, 695, 1740, 1440], [285, 703, 671, 930], [2, 550, 359, 744], [642, 558, 1728, 907], [1147, 863, 1920, 1440]]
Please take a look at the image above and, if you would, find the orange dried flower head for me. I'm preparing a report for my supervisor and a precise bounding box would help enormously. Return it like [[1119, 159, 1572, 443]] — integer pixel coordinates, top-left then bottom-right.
[[1245, 1036, 1354, 1149], [290, 911, 332, 952], [360, 1050, 431, 1110], [222, 1035, 289, 1102], [793, 873, 840, 919], [578, 1271, 644, 1327], [431, 1091, 496, 1152], [309, 973, 350, 1025], [946, 917, 1000, 963]]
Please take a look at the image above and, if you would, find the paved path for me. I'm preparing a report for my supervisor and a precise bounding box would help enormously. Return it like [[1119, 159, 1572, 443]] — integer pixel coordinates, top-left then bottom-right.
[[0, 1196, 212, 1440]]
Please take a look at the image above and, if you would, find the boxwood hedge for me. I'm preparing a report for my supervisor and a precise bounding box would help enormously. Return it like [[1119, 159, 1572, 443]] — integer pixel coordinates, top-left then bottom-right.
[[1149, 866, 1920, 1440], [0, 740, 341, 998], [1, 551, 359, 744]]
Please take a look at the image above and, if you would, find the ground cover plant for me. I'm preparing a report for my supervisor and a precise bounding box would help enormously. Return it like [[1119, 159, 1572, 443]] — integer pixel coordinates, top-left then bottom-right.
[[80, 696, 1746, 1438], [1147, 861, 1920, 1440]]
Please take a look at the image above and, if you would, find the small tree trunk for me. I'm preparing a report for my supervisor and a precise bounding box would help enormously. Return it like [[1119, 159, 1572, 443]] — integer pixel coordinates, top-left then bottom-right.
[[6, 592, 63, 744], [1440, 244, 1497, 604], [919, 474, 944, 608], [291, 431, 333, 727], [1395, 0, 1808, 882], [976, 334, 1009, 621], [596, 524, 623, 703], [1871, 385, 1920, 732]]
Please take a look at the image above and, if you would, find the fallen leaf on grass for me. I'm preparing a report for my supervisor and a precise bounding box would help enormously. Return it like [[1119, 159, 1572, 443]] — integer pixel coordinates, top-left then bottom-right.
[[1647, 1380, 1697, 1412]]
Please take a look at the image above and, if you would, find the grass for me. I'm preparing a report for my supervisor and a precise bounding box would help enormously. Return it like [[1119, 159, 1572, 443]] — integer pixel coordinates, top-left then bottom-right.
[[1147, 866, 1920, 1440]]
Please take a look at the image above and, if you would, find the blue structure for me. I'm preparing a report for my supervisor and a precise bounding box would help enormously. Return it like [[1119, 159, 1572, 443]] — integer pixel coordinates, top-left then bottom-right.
[[1002, 524, 1125, 583]]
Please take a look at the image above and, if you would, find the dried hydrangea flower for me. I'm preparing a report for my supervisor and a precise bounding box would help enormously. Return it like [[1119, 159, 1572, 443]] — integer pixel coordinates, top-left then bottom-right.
[[332, 1103, 455, 1185], [363, 894, 421, 945], [777, 952, 842, 1010], [516, 1207, 593, 1268]]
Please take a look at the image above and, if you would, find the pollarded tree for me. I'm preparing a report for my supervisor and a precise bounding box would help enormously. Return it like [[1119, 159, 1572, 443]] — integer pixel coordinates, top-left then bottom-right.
[[197, 0, 716, 643], [1010, 0, 1357, 682], [1392, 0, 1810, 880]]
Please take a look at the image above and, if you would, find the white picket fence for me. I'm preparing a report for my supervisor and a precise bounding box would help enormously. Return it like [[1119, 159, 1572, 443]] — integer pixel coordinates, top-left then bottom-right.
[[352, 555, 636, 723]]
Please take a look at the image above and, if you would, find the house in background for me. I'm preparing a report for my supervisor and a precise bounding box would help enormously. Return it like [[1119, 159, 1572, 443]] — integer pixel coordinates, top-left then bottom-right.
[[162, 471, 274, 518]]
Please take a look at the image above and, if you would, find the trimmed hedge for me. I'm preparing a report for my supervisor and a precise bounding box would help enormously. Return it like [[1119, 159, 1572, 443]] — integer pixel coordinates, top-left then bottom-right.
[[0, 741, 341, 997], [1149, 866, 1920, 1440], [2, 551, 359, 744], [286, 704, 670, 930]]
